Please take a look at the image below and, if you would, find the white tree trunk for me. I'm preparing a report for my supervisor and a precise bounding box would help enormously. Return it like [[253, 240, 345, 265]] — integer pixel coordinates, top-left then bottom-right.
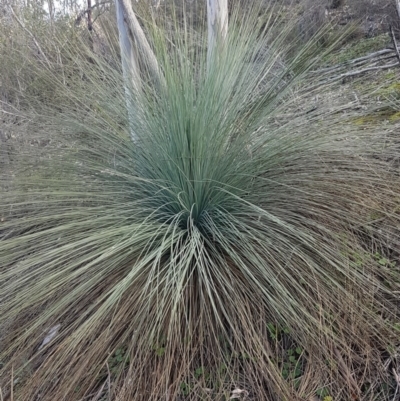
[[115, 0, 141, 141], [118, 0, 164, 88], [115, 0, 229, 140], [207, 0, 228, 69]]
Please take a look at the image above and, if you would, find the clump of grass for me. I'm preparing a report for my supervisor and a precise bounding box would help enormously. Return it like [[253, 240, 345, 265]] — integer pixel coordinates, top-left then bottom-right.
[[1, 2, 400, 400]]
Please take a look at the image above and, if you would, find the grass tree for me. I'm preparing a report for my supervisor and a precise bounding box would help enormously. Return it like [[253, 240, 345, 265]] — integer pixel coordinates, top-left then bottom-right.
[[0, 1, 400, 400]]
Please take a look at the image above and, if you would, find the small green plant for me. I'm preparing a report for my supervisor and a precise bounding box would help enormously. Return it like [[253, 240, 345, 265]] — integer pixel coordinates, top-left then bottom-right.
[[373, 252, 396, 268], [376, 82, 400, 99], [152, 335, 167, 357], [195, 366, 204, 378], [266, 323, 290, 341], [281, 348, 303, 381], [180, 381, 190, 396], [154, 346, 165, 357], [316, 387, 331, 398], [108, 347, 130, 375]]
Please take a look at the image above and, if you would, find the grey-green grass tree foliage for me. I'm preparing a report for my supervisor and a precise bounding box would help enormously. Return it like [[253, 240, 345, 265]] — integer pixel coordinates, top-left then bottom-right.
[[1, 0, 400, 400]]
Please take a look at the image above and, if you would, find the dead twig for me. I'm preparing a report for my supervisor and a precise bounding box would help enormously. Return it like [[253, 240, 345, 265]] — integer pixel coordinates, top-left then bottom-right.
[[8, 7, 51, 68], [106, 362, 112, 400], [390, 25, 400, 66], [392, 367, 400, 401], [75, 1, 111, 26]]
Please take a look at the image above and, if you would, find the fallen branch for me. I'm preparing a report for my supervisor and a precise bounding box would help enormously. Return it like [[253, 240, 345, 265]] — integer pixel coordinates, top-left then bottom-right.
[[309, 46, 400, 85], [323, 62, 400, 83], [313, 49, 395, 74], [348, 49, 395, 64]]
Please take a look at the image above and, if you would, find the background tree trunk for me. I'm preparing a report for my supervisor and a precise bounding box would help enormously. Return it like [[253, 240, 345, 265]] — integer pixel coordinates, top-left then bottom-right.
[[115, 0, 141, 141], [118, 0, 164, 88], [207, 0, 228, 69]]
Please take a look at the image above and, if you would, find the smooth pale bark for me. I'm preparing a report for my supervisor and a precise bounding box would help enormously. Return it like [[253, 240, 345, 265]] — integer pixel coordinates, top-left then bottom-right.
[[118, 0, 164, 88], [207, 0, 228, 69], [116, 0, 229, 140], [116, 0, 141, 141]]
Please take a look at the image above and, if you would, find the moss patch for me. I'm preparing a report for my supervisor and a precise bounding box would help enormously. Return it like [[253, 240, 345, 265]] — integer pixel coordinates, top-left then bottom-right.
[[352, 107, 400, 126]]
